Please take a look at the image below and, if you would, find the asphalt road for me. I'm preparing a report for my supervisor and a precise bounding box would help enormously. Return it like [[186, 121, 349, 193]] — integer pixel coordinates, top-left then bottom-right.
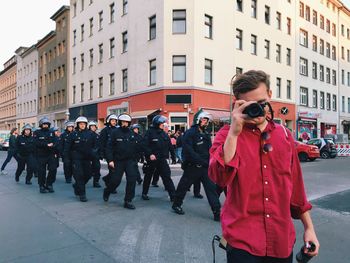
[[0, 152, 349, 263]]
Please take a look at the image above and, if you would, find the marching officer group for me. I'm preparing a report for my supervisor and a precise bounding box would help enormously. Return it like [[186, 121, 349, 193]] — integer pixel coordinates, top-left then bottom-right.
[[5, 111, 221, 221]]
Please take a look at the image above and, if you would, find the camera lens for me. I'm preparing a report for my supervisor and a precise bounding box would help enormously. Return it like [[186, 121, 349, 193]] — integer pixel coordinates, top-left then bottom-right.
[[243, 103, 264, 118]]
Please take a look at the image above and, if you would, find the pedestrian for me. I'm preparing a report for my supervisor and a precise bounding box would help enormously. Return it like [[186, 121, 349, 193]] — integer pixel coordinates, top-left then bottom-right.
[[141, 115, 177, 201], [209, 70, 319, 262], [1, 127, 18, 175], [99, 114, 118, 189], [14, 124, 36, 184], [64, 116, 98, 202], [175, 130, 183, 163], [34, 117, 57, 193], [59, 121, 75, 183], [131, 123, 144, 185], [172, 111, 221, 221], [88, 120, 102, 188], [104, 114, 141, 209]]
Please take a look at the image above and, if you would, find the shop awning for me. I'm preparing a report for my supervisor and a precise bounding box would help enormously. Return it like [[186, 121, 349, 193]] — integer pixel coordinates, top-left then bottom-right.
[[130, 109, 160, 119], [202, 109, 230, 121]]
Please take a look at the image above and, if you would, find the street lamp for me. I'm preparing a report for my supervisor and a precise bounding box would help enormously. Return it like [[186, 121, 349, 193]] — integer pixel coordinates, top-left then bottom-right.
[[65, 109, 70, 121]]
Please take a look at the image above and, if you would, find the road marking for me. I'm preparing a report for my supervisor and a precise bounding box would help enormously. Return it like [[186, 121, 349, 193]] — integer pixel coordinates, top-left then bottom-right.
[[139, 221, 163, 263]]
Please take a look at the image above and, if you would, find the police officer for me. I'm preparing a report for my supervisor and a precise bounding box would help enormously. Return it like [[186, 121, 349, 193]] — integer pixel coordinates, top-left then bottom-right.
[[15, 124, 36, 184], [34, 117, 56, 193], [104, 114, 141, 209], [59, 121, 75, 183], [141, 115, 177, 201], [88, 121, 101, 188], [99, 114, 118, 188], [131, 124, 144, 185], [172, 111, 221, 221], [64, 116, 98, 202]]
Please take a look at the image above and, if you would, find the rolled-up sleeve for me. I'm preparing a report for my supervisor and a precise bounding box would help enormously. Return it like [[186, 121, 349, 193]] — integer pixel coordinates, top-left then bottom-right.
[[289, 139, 312, 219], [209, 125, 239, 188]]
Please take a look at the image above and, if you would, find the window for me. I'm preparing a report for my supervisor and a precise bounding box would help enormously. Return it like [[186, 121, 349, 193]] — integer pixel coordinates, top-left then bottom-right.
[[251, 0, 257, 18], [110, 3, 115, 23], [312, 90, 318, 108], [89, 49, 93, 67], [80, 53, 84, 71], [305, 6, 310, 21], [299, 29, 308, 47], [326, 68, 331, 83], [326, 19, 330, 33], [236, 29, 243, 50], [109, 73, 115, 95], [341, 24, 345, 36], [286, 48, 291, 65], [81, 0, 84, 11], [205, 15, 213, 39], [276, 12, 281, 30], [332, 95, 337, 111], [149, 59, 156, 85], [122, 31, 128, 52], [89, 80, 93, 100], [332, 70, 336, 85], [73, 57, 76, 74], [332, 23, 336, 36], [300, 87, 308, 106], [264, 40, 270, 59], [237, 0, 243, 12], [98, 77, 103, 97], [265, 6, 270, 24], [348, 50, 350, 62], [173, 10, 186, 34], [320, 65, 324, 81], [73, 30, 76, 45], [73, 86, 76, 104], [313, 10, 318, 25], [287, 80, 291, 99], [320, 15, 324, 29], [299, 2, 304, 17], [320, 92, 325, 109], [276, 44, 281, 63], [110, 38, 115, 57], [348, 98, 350, 113], [287, 17, 291, 35], [342, 96, 345, 112], [173, 55, 186, 82], [98, 43, 103, 63], [299, 57, 308, 76], [342, 70, 345, 85], [122, 69, 128, 92], [312, 35, 317, 51], [348, 28, 350, 39], [81, 24, 84, 41], [205, 59, 213, 84], [320, 39, 324, 55], [98, 11, 103, 30], [80, 83, 84, 102], [276, 78, 281, 98], [326, 42, 330, 58], [251, 34, 257, 55], [312, 62, 317, 79], [149, 15, 156, 40], [73, 2, 77, 17], [89, 18, 93, 36], [123, 0, 128, 15], [332, 46, 336, 60], [341, 47, 345, 59]]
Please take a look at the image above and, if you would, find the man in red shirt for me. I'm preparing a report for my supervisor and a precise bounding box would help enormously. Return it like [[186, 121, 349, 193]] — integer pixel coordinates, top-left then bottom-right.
[[209, 70, 319, 262]]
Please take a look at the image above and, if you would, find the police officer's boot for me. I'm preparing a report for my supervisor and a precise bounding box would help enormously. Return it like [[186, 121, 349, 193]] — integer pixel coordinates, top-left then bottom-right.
[[93, 180, 101, 188], [72, 183, 79, 196], [194, 194, 204, 199], [172, 205, 185, 215], [124, 201, 135, 210], [40, 186, 48, 193], [80, 195, 88, 202], [25, 180, 32, 185], [213, 209, 221, 222], [141, 194, 150, 200], [47, 185, 55, 193], [103, 188, 110, 202]]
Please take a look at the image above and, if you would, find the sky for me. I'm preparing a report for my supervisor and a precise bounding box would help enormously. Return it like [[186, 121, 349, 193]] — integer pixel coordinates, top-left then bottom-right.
[[1, 0, 350, 70], [0, 0, 69, 70]]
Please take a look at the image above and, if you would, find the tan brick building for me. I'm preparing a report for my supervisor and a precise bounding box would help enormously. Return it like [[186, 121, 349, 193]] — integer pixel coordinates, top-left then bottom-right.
[[0, 56, 17, 130]]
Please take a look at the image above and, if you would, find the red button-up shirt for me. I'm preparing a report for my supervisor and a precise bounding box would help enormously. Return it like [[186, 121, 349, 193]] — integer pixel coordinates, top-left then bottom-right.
[[209, 121, 312, 258]]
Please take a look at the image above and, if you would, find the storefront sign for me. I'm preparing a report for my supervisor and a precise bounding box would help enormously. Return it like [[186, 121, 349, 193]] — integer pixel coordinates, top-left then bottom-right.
[[298, 112, 321, 119]]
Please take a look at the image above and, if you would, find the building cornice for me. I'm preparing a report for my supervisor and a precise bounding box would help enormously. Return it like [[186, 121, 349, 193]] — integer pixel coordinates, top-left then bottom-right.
[[37, 31, 56, 49], [50, 5, 70, 21]]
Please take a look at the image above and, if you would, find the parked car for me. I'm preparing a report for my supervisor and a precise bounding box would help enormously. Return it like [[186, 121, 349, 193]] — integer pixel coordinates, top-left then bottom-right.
[[295, 141, 320, 162], [306, 138, 337, 159], [0, 138, 9, 151]]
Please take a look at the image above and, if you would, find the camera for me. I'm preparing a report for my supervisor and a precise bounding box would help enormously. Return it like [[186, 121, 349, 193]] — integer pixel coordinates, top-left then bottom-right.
[[242, 102, 267, 118], [296, 242, 316, 263]]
